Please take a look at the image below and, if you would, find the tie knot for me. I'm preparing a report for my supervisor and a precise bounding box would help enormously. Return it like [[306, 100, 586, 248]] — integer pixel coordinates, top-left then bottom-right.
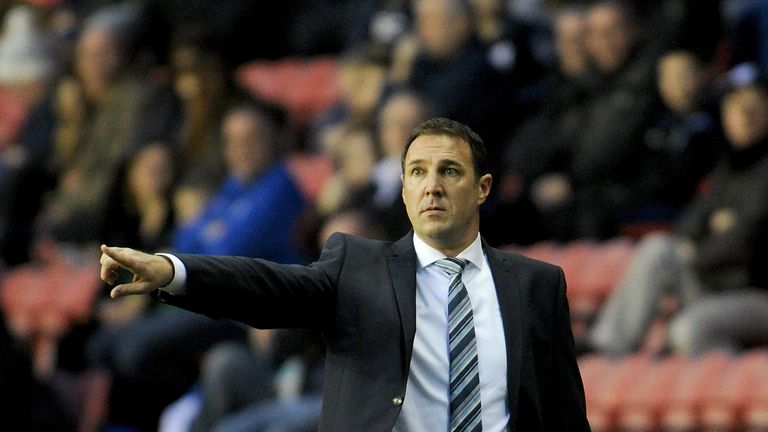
[[435, 257, 468, 275]]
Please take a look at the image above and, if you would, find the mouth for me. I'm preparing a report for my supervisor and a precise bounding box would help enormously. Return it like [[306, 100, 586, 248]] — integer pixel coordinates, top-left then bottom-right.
[[421, 205, 446, 216]]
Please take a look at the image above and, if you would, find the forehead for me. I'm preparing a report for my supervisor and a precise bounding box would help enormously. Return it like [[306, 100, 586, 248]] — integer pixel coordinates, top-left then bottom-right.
[[724, 86, 768, 108], [405, 134, 472, 163], [224, 110, 261, 129], [659, 54, 697, 74], [78, 27, 117, 50], [588, 5, 626, 30], [556, 12, 585, 36]]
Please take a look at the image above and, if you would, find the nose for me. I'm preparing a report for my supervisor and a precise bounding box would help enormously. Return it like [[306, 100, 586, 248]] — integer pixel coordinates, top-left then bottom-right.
[[424, 173, 443, 197]]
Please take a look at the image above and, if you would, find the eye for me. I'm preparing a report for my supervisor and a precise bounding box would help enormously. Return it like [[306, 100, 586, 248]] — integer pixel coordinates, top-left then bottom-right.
[[445, 167, 459, 176], [411, 167, 424, 176]]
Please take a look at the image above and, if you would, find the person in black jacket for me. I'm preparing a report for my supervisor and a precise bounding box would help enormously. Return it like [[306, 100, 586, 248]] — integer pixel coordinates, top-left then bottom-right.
[[99, 117, 590, 431]]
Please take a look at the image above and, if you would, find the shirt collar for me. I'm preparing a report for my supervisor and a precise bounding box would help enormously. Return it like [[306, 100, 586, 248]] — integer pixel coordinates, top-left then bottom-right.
[[413, 232, 484, 271]]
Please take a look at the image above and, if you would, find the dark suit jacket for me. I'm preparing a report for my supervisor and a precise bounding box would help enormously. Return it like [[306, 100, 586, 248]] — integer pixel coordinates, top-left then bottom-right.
[[157, 231, 590, 431]]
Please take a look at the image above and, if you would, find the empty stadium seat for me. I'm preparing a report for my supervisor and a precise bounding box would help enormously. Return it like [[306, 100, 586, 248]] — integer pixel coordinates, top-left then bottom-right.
[[235, 56, 341, 126], [580, 352, 768, 432], [583, 354, 655, 431]]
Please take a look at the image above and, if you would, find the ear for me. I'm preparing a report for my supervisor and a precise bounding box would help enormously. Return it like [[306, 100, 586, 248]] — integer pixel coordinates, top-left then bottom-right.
[[476, 173, 492, 205]]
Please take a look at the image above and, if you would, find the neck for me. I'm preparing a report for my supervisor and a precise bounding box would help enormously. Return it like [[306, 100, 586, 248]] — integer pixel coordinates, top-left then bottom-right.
[[416, 230, 479, 257]]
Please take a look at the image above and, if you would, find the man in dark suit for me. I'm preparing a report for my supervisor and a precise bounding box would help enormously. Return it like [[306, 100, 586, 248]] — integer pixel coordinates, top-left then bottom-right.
[[100, 118, 590, 431]]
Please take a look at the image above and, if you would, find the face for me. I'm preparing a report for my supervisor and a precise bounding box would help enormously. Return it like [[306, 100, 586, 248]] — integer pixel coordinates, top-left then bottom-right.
[[722, 86, 768, 149], [172, 46, 226, 103], [75, 27, 122, 93], [657, 52, 702, 115], [555, 11, 588, 77], [129, 144, 174, 199], [378, 94, 425, 157], [339, 63, 386, 116], [586, 4, 636, 74], [401, 134, 491, 254], [222, 110, 272, 181], [469, 0, 502, 17], [415, 0, 471, 58], [339, 130, 377, 186]]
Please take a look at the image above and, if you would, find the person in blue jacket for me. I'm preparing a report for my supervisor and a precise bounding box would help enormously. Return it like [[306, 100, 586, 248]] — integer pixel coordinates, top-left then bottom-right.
[[86, 99, 307, 431], [173, 100, 305, 262]]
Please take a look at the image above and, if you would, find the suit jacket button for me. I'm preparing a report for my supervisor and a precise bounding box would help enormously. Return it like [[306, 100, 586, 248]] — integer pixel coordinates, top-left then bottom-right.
[[392, 396, 403, 406]]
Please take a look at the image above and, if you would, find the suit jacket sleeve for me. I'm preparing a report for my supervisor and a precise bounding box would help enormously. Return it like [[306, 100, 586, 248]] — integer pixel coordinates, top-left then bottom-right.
[[155, 232, 347, 329]]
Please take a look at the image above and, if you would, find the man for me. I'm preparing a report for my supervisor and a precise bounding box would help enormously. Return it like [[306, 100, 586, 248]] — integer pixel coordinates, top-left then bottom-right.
[[173, 100, 305, 262], [100, 118, 590, 431]]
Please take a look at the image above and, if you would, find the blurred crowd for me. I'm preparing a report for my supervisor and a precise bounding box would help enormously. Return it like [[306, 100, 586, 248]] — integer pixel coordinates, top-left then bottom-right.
[[1, 0, 768, 431]]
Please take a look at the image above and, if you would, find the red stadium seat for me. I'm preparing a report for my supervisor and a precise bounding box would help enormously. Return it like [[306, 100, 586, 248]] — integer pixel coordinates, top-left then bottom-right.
[[584, 354, 655, 431], [235, 56, 341, 126], [740, 350, 768, 430], [660, 351, 733, 431], [617, 355, 686, 431], [0, 250, 101, 377]]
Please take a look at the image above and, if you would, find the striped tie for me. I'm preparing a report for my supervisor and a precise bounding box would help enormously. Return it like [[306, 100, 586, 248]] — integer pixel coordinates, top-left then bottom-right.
[[435, 257, 482, 432]]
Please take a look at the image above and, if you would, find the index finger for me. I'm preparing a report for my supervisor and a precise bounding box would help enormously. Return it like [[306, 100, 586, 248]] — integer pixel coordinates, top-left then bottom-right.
[[100, 244, 141, 272], [100, 244, 143, 285]]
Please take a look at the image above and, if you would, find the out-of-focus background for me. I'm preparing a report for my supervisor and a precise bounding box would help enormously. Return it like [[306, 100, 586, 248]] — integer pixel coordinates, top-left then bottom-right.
[[2, 0, 768, 431]]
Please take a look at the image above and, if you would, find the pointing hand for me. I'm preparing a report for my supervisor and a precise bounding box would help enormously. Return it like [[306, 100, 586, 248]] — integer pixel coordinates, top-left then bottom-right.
[[100, 245, 174, 298]]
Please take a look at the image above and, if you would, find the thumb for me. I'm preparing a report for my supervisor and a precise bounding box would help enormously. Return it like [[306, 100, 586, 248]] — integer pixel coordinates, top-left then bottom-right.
[[110, 280, 156, 299]]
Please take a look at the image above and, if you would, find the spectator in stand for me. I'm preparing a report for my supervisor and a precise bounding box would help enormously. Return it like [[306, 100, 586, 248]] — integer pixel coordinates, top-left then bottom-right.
[[94, 142, 177, 330], [33, 3, 175, 247], [371, 89, 433, 239], [589, 71, 768, 356], [467, 0, 550, 147], [173, 100, 305, 260], [169, 30, 233, 191], [493, 5, 593, 244], [87, 100, 305, 432], [310, 43, 389, 153], [390, 0, 499, 153], [621, 49, 722, 228], [503, 1, 659, 241], [106, 142, 177, 252], [316, 126, 379, 217], [0, 4, 60, 266]]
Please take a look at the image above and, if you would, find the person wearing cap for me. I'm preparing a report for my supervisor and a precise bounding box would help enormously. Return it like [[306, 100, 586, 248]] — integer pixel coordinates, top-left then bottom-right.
[[589, 70, 768, 356]]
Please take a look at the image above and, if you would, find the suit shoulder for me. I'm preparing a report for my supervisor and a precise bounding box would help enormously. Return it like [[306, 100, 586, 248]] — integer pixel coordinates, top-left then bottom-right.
[[326, 231, 395, 253], [487, 246, 564, 277]]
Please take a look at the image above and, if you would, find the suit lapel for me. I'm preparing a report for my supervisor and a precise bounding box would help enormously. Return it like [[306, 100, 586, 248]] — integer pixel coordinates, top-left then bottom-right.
[[484, 242, 523, 429], [388, 232, 418, 375]]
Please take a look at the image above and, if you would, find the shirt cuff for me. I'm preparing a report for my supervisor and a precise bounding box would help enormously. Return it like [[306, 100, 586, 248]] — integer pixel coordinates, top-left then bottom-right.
[[156, 253, 187, 295]]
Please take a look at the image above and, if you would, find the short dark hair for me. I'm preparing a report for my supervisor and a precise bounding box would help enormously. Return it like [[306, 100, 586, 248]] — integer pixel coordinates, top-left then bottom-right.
[[223, 95, 287, 154], [401, 117, 488, 179]]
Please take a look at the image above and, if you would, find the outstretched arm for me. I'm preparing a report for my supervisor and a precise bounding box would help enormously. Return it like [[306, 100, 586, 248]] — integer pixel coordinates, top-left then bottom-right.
[[99, 244, 174, 298]]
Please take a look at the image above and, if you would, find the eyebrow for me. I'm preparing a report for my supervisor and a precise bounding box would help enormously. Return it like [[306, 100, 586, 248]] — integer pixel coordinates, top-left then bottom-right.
[[406, 158, 463, 167]]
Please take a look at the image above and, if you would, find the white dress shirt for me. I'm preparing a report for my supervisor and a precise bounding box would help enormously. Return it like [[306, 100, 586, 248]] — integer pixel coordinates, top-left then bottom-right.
[[393, 233, 509, 432]]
